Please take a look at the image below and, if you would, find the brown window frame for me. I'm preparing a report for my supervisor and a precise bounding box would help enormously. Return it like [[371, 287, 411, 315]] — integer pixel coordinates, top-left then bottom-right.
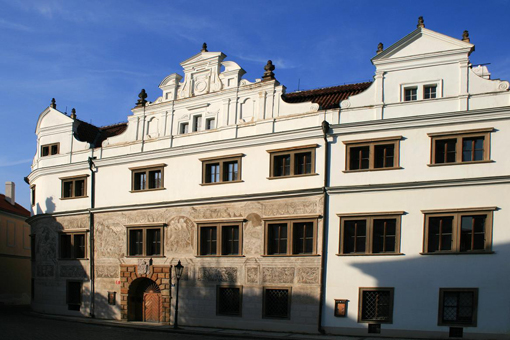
[[59, 232, 87, 260], [66, 280, 83, 311], [130, 164, 165, 192], [197, 222, 243, 256], [338, 213, 403, 255], [344, 137, 402, 172], [216, 285, 243, 316], [263, 286, 291, 319], [429, 128, 492, 165], [264, 218, 318, 256], [267, 144, 317, 179], [200, 154, 243, 185], [60, 175, 88, 199], [126, 225, 165, 257], [41, 143, 59, 157], [358, 287, 394, 324], [422, 208, 495, 254], [438, 288, 478, 327]]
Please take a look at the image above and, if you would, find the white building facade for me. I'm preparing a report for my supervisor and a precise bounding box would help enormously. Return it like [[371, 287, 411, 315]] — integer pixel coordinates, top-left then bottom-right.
[[28, 21, 510, 339]]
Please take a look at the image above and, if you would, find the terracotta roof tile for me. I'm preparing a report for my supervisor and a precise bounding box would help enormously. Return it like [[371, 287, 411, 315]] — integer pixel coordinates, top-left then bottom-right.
[[283, 81, 372, 110], [0, 194, 30, 218]]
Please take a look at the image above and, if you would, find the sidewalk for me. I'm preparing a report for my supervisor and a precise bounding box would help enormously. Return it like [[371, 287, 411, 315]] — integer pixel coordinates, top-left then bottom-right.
[[28, 309, 422, 340]]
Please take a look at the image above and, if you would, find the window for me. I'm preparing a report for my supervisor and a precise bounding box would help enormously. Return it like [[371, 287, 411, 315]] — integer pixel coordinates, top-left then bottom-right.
[[180, 122, 189, 134], [265, 219, 317, 255], [263, 287, 291, 319], [338, 213, 402, 255], [130, 165, 165, 191], [200, 154, 242, 185], [31, 185, 36, 206], [424, 85, 437, 99], [67, 281, 82, 311], [344, 137, 402, 171], [438, 288, 478, 327], [193, 115, 202, 132], [404, 87, 417, 101], [268, 145, 317, 178], [41, 143, 59, 157], [429, 128, 492, 165], [422, 208, 494, 254], [127, 226, 164, 256], [206, 118, 215, 130], [61, 175, 88, 199], [60, 233, 86, 259], [358, 288, 394, 323], [198, 223, 241, 256], [217, 286, 242, 316]]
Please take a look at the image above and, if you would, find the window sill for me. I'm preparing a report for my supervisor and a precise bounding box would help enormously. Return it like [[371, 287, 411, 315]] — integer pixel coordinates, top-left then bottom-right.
[[427, 160, 493, 167], [130, 188, 166, 193], [359, 320, 393, 324], [200, 180, 244, 186], [343, 167, 403, 173], [261, 254, 320, 257], [196, 255, 245, 258], [59, 258, 89, 261], [438, 322, 476, 327], [267, 173, 318, 180], [336, 253, 404, 256], [125, 255, 166, 258], [420, 251, 494, 255], [60, 196, 88, 200]]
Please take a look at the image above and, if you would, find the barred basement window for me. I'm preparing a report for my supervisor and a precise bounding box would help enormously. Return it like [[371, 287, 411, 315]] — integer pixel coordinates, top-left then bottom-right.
[[358, 288, 394, 323], [438, 288, 478, 327], [41, 143, 59, 157], [217, 286, 242, 316], [267, 144, 317, 178], [344, 137, 402, 171], [263, 287, 291, 319], [130, 164, 165, 192], [60, 233, 86, 259], [127, 226, 164, 256], [61, 175, 88, 199], [67, 281, 82, 311]]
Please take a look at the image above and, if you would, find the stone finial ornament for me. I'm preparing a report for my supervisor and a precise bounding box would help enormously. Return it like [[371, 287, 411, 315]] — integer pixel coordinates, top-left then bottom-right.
[[201, 42, 208, 52], [50, 98, 56, 109], [262, 60, 275, 81], [136, 89, 148, 107], [417, 16, 425, 28], [377, 42, 384, 54], [70, 108, 76, 119], [462, 30, 470, 42]]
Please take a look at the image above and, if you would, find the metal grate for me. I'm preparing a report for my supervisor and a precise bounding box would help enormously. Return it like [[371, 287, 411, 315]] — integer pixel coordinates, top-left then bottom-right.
[[264, 289, 289, 318], [217, 287, 240, 315], [443, 292, 473, 324], [362, 290, 391, 321]]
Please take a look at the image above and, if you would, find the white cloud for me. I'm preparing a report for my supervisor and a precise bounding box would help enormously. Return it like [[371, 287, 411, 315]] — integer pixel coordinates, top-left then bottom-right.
[[235, 54, 298, 70], [0, 158, 32, 168], [0, 18, 32, 32]]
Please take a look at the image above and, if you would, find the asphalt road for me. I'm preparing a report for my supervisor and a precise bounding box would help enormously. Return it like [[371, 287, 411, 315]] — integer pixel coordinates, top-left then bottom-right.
[[0, 307, 231, 340]]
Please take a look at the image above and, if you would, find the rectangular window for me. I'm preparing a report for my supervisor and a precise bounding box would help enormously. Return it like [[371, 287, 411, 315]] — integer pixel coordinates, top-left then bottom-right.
[[429, 129, 492, 165], [265, 219, 317, 256], [359, 288, 394, 323], [217, 286, 242, 316], [67, 281, 82, 311], [193, 115, 202, 132], [201, 154, 242, 185], [339, 213, 402, 255], [127, 226, 163, 256], [61, 176, 87, 199], [439, 288, 478, 327], [404, 87, 417, 101], [60, 233, 86, 259], [41, 143, 59, 157], [131, 165, 164, 191], [344, 137, 401, 171], [205, 118, 215, 130], [268, 145, 317, 178], [198, 224, 241, 256], [31, 185, 36, 206], [263, 287, 291, 319], [180, 122, 189, 134], [422, 208, 494, 254], [424, 85, 437, 99]]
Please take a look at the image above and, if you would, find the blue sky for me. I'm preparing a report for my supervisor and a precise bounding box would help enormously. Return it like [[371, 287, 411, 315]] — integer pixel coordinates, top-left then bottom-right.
[[1, 0, 509, 209]]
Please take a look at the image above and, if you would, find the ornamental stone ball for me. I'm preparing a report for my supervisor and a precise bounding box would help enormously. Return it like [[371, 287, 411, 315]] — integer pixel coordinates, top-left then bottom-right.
[[70, 108, 76, 119], [377, 42, 384, 54], [462, 30, 470, 42], [136, 89, 148, 107], [50, 98, 56, 109], [201, 42, 208, 52], [262, 60, 275, 81], [417, 16, 425, 28]]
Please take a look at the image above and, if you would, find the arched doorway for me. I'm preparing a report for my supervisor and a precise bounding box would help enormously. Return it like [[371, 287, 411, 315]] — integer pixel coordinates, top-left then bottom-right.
[[127, 278, 161, 322]]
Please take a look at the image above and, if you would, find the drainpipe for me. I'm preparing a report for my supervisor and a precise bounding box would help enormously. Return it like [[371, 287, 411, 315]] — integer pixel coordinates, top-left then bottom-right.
[[88, 156, 97, 318], [318, 120, 330, 334]]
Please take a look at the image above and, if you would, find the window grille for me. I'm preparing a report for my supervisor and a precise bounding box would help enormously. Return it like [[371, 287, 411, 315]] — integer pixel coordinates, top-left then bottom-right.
[[361, 290, 392, 322], [217, 287, 241, 316], [264, 288, 290, 318]]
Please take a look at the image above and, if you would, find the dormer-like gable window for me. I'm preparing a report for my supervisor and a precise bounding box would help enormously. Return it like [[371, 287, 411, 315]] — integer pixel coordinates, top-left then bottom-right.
[[41, 143, 59, 157]]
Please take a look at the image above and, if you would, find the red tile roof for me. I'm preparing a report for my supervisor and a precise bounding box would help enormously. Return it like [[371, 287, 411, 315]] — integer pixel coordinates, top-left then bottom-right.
[[74, 121, 128, 147], [0, 194, 30, 218], [283, 81, 372, 110]]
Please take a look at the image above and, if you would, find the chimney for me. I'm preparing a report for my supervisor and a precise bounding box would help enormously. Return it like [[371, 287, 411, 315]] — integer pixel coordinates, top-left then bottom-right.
[[5, 181, 15, 205]]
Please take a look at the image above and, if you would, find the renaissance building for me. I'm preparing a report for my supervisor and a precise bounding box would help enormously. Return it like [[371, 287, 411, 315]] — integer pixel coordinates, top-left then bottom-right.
[[28, 18, 510, 339]]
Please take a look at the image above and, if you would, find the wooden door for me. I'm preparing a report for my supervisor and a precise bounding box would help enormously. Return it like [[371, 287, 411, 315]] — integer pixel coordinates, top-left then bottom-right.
[[143, 292, 160, 322]]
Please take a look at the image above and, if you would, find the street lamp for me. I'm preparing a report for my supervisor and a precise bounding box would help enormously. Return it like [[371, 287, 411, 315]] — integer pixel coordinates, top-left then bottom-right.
[[173, 260, 184, 329]]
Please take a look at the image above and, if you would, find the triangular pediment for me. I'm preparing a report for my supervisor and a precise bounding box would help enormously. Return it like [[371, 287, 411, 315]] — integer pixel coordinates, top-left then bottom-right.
[[180, 51, 226, 67], [36, 107, 73, 134], [373, 27, 474, 63]]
